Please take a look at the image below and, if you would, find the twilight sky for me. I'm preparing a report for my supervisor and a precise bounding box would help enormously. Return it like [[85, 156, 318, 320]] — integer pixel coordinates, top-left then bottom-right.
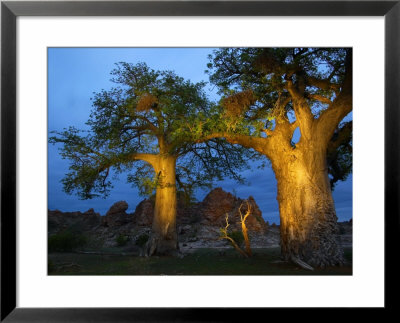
[[48, 48, 353, 224]]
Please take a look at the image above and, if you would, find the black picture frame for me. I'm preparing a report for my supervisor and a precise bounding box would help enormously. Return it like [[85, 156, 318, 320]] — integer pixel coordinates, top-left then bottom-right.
[[1, 0, 398, 321]]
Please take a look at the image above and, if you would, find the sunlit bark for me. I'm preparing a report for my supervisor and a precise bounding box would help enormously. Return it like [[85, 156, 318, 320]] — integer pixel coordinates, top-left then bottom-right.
[[208, 56, 351, 267], [219, 201, 253, 257], [204, 48, 352, 267], [130, 149, 180, 256], [219, 214, 249, 258], [271, 145, 344, 267], [144, 155, 179, 256], [239, 201, 252, 257]]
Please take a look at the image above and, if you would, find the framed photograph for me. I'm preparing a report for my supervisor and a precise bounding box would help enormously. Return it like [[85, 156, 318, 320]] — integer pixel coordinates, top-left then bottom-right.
[[1, 0, 397, 321]]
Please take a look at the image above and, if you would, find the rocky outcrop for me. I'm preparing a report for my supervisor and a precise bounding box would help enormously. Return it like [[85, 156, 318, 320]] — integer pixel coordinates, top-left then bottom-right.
[[48, 188, 272, 249], [48, 208, 101, 235], [198, 188, 267, 233], [101, 201, 133, 228], [177, 189, 271, 249], [125, 188, 268, 232], [200, 187, 236, 224], [49, 188, 350, 251], [106, 201, 128, 216], [132, 199, 153, 226]]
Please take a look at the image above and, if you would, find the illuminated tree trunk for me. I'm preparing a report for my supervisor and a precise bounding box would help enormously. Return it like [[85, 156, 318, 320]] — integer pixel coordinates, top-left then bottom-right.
[[145, 155, 179, 256], [272, 148, 344, 268], [239, 201, 252, 257]]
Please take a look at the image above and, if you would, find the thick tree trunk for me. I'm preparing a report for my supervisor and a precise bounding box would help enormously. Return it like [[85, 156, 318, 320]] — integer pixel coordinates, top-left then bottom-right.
[[272, 148, 345, 268], [145, 156, 180, 256]]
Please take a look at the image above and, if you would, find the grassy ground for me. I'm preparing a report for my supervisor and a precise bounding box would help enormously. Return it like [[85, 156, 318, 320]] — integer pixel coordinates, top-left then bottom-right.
[[48, 247, 352, 275]]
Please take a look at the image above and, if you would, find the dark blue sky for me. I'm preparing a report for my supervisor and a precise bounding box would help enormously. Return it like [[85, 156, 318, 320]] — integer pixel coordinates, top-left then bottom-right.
[[48, 48, 352, 224]]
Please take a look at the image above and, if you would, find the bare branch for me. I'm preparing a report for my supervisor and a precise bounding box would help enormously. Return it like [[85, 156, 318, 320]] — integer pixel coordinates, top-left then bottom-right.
[[238, 201, 252, 257], [219, 214, 249, 258]]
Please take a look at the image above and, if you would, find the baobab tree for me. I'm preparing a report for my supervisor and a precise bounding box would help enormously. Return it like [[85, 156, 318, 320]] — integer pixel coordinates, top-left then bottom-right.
[[50, 62, 251, 256], [202, 48, 352, 267]]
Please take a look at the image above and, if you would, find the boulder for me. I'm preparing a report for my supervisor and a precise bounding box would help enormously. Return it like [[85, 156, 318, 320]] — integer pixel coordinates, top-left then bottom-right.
[[48, 188, 275, 249], [197, 188, 268, 233], [102, 201, 132, 228], [132, 199, 153, 226], [200, 188, 237, 225], [106, 201, 128, 216]]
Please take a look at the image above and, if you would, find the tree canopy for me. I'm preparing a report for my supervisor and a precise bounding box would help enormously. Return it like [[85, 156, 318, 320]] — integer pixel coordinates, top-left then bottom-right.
[[49, 62, 252, 202], [49, 50, 352, 264], [201, 48, 352, 267], [204, 48, 352, 188]]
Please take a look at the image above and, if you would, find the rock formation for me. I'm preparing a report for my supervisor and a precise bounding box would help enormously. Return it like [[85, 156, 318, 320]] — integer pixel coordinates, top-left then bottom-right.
[[101, 201, 133, 228], [48, 208, 101, 235], [197, 188, 267, 233], [132, 199, 153, 227], [48, 188, 350, 251]]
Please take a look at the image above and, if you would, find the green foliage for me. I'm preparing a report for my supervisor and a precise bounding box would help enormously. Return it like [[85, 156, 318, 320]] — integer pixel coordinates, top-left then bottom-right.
[[49, 62, 253, 200], [227, 230, 244, 247], [328, 121, 352, 190], [127, 162, 158, 197], [48, 230, 88, 252], [206, 48, 352, 184], [207, 48, 348, 123], [116, 234, 129, 247], [135, 233, 149, 247]]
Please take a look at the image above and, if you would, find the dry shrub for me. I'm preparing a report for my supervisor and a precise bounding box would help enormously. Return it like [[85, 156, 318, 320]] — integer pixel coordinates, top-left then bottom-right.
[[137, 93, 158, 112], [222, 90, 255, 117]]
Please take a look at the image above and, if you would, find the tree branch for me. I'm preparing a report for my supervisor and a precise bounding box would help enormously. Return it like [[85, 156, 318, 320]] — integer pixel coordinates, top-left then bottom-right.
[[306, 93, 332, 105], [286, 80, 314, 141], [132, 115, 159, 134], [219, 214, 249, 258], [327, 121, 352, 155], [306, 76, 340, 92], [198, 132, 270, 157], [316, 49, 352, 145], [130, 153, 159, 169]]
